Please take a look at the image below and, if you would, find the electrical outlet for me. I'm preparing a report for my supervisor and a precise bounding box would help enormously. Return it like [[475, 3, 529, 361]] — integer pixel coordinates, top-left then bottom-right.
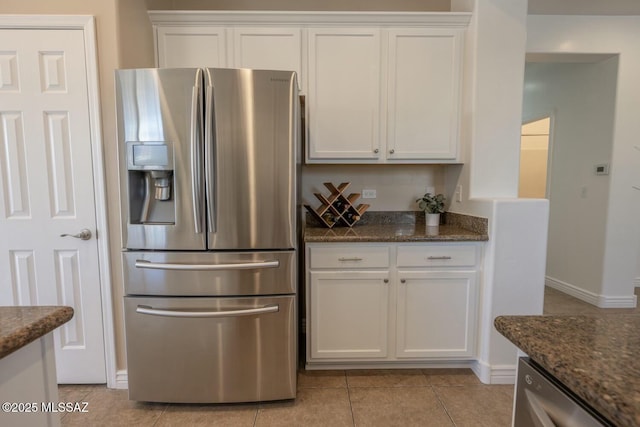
[[362, 189, 377, 199]]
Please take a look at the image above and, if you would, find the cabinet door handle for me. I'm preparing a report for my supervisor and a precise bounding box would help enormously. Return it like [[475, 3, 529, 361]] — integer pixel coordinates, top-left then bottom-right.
[[338, 257, 363, 262], [389, 149, 395, 154], [373, 148, 379, 154], [383, 279, 389, 283], [400, 279, 406, 283], [427, 256, 452, 260]]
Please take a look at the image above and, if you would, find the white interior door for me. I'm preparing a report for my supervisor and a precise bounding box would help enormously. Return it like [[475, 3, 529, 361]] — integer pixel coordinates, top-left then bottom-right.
[[0, 28, 106, 383]]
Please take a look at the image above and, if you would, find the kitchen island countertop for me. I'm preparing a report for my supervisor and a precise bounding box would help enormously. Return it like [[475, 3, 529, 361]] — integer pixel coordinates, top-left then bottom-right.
[[0, 306, 74, 359], [495, 314, 640, 427], [304, 211, 488, 243]]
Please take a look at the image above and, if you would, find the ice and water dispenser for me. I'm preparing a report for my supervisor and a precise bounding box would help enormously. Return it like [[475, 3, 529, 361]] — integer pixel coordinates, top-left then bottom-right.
[[126, 141, 175, 225]]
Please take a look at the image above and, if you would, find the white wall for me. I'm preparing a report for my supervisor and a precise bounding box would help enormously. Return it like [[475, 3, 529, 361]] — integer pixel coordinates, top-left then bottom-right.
[[449, 0, 549, 383], [523, 59, 617, 302], [527, 16, 640, 305]]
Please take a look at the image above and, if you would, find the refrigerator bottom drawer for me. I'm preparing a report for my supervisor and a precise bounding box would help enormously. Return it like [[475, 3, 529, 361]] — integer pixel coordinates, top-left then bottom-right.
[[124, 295, 296, 403]]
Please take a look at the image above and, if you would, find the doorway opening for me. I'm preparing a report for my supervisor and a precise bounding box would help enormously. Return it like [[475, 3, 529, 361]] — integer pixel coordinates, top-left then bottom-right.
[[519, 117, 551, 199]]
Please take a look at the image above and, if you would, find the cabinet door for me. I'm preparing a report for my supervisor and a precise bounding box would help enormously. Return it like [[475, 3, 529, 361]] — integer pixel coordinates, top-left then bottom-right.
[[386, 28, 462, 161], [232, 27, 303, 90], [156, 26, 227, 68], [309, 271, 389, 359], [307, 28, 382, 161], [396, 271, 476, 358]]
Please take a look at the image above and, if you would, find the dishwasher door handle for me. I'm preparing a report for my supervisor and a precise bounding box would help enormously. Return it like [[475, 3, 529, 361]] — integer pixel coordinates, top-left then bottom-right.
[[135, 259, 279, 271], [136, 304, 279, 318]]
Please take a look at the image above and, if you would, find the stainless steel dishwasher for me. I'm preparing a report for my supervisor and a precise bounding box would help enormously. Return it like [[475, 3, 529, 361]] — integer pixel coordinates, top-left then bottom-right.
[[514, 358, 613, 427]]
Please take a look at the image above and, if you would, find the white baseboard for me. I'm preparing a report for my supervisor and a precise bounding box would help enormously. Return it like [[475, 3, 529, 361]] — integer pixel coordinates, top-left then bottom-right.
[[114, 362, 516, 389], [471, 360, 516, 385], [113, 370, 128, 390], [546, 276, 637, 308]]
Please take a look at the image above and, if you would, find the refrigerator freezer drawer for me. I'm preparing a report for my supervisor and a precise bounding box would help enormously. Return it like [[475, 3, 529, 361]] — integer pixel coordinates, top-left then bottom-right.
[[124, 295, 296, 403], [123, 251, 296, 296]]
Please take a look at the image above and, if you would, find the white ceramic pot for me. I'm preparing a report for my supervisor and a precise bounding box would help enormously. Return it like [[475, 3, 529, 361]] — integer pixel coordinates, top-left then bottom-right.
[[425, 212, 440, 227]]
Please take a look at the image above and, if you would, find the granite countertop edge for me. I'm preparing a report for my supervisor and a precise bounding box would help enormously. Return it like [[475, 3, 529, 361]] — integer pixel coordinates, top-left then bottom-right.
[[0, 306, 74, 359], [303, 211, 489, 243], [494, 314, 640, 427]]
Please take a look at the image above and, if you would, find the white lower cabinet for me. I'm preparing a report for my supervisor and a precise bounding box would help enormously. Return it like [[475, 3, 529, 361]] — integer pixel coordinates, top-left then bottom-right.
[[306, 242, 480, 367], [309, 271, 389, 359], [396, 271, 476, 358]]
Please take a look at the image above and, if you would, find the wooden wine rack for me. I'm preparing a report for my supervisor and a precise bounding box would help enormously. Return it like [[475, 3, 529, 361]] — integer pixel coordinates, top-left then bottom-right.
[[304, 182, 370, 228]]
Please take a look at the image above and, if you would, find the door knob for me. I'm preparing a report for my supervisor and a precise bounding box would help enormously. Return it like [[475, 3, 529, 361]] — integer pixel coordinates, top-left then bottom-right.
[[60, 228, 92, 240]]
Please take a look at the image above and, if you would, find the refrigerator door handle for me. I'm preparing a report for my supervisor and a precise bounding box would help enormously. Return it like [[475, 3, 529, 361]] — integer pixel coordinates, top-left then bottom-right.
[[134, 259, 280, 271], [191, 84, 203, 234], [204, 84, 216, 233], [136, 304, 279, 318]]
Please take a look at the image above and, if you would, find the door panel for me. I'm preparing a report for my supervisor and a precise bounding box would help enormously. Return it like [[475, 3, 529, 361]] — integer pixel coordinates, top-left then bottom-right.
[[156, 26, 227, 68], [124, 295, 296, 403], [0, 29, 106, 383], [232, 27, 303, 89], [387, 29, 461, 160], [396, 271, 476, 358], [309, 270, 389, 359], [116, 68, 206, 250], [307, 28, 382, 160], [123, 250, 296, 296], [205, 68, 298, 250]]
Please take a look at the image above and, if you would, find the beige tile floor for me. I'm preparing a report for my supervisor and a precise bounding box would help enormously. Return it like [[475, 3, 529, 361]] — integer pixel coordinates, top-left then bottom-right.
[[59, 369, 513, 427], [58, 287, 636, 427]]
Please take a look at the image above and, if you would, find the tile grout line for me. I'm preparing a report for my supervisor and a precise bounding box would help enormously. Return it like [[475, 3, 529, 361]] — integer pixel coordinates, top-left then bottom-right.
[[345, 371, 357, 427], [60, 387, 96, 424], [150, 403, 169, 427], [252, 404, 259, 427], [429, 381, 459, 427]]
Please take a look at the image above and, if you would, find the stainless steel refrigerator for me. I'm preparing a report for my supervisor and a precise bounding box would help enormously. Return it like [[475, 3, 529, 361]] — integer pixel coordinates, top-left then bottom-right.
[[116, 68, 299, 403]]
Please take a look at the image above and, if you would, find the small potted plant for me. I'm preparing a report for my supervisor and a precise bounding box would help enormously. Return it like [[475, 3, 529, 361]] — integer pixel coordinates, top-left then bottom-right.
[[416, 192, 446, 226]]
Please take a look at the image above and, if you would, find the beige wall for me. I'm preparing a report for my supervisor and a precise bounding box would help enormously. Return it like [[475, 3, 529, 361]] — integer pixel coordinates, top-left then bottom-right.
[[518, 138, 548, 198], [145, 0, 450, 11], [519, 118, 550, 199]]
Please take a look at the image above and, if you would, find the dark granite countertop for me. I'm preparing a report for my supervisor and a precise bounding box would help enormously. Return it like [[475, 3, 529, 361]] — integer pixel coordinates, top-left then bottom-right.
[[304, 211, 488, 243], [0, 306, 74, 359], [495, 314, 640, 427]]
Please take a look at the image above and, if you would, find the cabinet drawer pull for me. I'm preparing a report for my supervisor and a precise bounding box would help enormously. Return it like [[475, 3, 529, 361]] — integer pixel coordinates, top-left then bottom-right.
[[383, 279, 389, 283], [338, 257, 363, 262], [400, 279, 406, 283], [427, 256, 452, 260]]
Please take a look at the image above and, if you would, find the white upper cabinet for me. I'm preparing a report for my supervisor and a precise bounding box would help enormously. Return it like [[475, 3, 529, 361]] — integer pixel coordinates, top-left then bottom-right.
[[386, 28, 463, 161], [306, 27, 464, 163], [156, 26, 227, 68], [149, 12, 470, 163], [232, 27, 303, 87], [307, 28, 382, 160]]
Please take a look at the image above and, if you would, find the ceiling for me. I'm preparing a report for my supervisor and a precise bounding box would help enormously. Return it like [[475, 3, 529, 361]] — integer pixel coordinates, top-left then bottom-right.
[[528, 0, 640, 15]]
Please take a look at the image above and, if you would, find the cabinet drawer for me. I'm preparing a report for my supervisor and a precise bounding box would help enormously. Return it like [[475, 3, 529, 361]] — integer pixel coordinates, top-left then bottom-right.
[[309, 245, 390, 269], [397, 244, 477, 268]]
